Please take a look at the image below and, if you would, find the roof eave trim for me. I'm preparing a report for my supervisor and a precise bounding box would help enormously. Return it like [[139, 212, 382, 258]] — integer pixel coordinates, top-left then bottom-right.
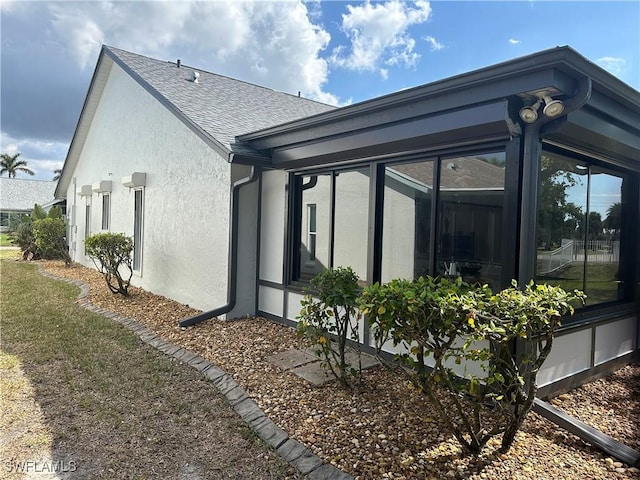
[[239, 46, 639, 142], [103, 46, 232, 161], [55, 48, 110, 199]]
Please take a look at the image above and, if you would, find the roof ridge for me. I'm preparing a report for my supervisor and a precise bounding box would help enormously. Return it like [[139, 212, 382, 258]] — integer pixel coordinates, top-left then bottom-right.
[[0, 177, 55, 183]]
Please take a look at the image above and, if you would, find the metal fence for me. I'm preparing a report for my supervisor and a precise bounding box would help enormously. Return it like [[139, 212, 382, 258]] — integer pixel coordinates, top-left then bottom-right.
[[537, 239, 619, 275]]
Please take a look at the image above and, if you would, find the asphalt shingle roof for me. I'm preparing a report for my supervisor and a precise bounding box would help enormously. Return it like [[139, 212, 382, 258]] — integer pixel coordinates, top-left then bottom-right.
[[106, 46, 336, 154], [0, 178, 56, 212], [391, 156, 505, 190]]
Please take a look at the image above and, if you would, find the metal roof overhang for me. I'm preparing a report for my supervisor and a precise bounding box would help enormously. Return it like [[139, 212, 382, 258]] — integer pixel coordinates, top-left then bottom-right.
[[238, 46, 639, 172], [544, 101, 640, 172], [268, 100, 516, 170]]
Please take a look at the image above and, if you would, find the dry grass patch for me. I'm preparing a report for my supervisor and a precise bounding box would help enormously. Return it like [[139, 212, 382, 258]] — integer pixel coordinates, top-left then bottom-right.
[[0, 260, 297, 479]]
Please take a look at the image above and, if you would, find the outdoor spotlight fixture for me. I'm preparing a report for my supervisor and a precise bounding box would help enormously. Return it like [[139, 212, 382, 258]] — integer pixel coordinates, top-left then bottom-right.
[[519, 99, 543, 123], [519, 94, 565, 123], [542, 95, 565, 117]]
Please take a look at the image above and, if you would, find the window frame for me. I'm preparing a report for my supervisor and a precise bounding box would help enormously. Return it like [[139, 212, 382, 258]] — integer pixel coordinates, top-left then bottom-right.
[[306, 203, 317, 263], [84, 199, 91, 256], [288, 165, 371, 285], [101, 193, 110, 231], [535, 145, 635, 317], [287, 144, 509, 288], [133, 188, 144, 273]]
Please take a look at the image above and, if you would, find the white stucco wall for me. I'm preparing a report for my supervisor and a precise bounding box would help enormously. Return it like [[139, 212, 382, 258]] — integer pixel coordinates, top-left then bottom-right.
[[259, 170, 287, 284], [66, 62, 232, 312]]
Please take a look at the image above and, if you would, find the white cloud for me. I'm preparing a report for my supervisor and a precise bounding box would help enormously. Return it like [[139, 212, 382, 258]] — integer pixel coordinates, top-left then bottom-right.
[[1, 131, 67, 180], [597, 56, 626, 76], [509, 38, 520, 45], [330, 0, 432, 72], [45, 1, 340, 105], [424, 35, 444, 51]]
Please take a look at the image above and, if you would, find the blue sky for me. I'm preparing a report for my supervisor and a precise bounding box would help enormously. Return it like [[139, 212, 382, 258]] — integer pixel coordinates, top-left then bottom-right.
[[1, 0, 638, 181]]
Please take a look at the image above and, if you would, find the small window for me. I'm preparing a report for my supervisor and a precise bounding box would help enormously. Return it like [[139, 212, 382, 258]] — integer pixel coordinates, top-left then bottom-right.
[[101, 194, 110, 230], [133, 189, 144, 272], [84, 203, 91, 255], [307, 204, 317, 261]]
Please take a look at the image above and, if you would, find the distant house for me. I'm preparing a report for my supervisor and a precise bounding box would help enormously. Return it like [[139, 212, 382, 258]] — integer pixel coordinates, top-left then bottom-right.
[[0, 178, 56, 231], [56, 45, 639, 397]]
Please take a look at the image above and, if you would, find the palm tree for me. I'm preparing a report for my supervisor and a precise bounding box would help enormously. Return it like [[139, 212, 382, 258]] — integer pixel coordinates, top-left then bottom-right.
[[0, 153, 34, 178], [53, 168, 62, 181]]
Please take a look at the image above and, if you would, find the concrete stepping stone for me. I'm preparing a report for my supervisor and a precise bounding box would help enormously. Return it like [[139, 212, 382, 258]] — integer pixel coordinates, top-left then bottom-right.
[[266, 348, 318, 370]]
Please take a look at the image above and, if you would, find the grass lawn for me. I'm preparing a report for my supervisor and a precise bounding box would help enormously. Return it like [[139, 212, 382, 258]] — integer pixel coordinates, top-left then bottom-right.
[[537, 262, 621, 305], [0, 260, 294, 479], [0, 232, 14, 247]]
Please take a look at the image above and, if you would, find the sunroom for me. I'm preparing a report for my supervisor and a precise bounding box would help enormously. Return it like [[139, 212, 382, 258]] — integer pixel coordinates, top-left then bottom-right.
[[239, 46, 639, 397]]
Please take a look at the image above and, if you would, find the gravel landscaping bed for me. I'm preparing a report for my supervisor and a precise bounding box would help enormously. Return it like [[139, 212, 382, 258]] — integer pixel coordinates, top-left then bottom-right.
[[42, 260, 640, 479]]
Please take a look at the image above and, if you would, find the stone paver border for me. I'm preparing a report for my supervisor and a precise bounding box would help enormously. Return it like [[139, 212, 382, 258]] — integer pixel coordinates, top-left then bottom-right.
[[38, 266, 353, 480]]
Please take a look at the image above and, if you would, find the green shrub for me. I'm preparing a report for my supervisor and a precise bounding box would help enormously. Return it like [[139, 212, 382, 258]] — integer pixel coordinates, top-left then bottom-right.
[[10, 204, 65, 261], [360, 276, 584, 454], [297, 267, 362, 388], [32, 217, 71, 265], [85, 232, 134, 296], [12, 219, 37, 260]]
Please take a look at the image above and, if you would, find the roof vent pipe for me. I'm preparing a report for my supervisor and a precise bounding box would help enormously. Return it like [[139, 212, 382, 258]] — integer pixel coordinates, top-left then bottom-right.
[[179, 166, 261, 327], [177, 59, 181, 68]]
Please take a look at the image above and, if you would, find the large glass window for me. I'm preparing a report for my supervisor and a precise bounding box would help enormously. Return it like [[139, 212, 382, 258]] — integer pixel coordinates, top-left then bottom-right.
[[293, 168, 369, 283], [535, 150, 626, 306], [381, 159, 435, 282], [436, 153, 505, 287], [380, 152, 505, 288]]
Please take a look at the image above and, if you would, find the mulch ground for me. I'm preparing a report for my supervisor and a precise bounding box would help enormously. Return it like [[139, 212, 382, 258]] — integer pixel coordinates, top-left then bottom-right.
[[40, 260, 640, 479]]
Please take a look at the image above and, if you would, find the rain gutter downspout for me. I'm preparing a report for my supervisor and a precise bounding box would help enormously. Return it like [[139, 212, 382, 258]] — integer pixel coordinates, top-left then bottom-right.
[[179, 165, 261, 327]]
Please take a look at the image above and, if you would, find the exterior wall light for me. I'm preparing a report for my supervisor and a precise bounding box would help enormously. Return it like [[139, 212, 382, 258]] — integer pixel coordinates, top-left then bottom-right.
[[542, 95, 565, 117], [519, 99, 543, 123], [519, 95, 565, 123]]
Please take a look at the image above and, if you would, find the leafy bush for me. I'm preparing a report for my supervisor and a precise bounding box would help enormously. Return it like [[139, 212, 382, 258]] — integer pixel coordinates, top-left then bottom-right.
[[10, 204, 67, 262], [297, 267, 362, 388], [32, 217, 71, 264], [360, 276, 584, 454], [12, 219, 38, 260], [85, 233, 134, 296]]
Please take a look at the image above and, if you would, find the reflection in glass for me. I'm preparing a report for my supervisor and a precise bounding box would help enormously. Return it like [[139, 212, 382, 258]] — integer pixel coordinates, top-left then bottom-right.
[[299, 174, 331, 280], [436, 152, 505, 289], [296, 169, 370, 283], [381, 152, 505, 289], [381, 159, 434, 282], [586, 170, 623, 304], [535, 151, 624, 306], [334, 169, 370, 282]]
